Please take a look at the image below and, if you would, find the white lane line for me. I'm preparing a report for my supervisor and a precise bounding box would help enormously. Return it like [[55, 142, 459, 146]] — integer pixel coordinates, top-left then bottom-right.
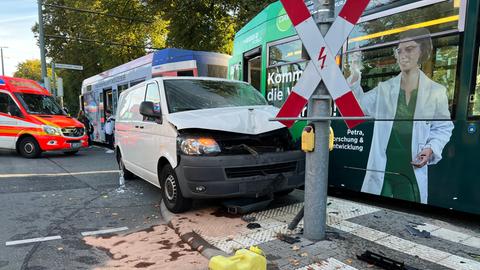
[[0, 170, 120, 178], [414, 223, 480, 249], [295, 258, 358, 270], [6, 235, 62, 246], [81, 227, 129, 236], [328, 218, 480, 270]]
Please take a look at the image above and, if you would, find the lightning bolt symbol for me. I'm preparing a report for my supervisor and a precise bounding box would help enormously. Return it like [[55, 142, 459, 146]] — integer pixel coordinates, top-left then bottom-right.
[[318, 46, 327, 69]]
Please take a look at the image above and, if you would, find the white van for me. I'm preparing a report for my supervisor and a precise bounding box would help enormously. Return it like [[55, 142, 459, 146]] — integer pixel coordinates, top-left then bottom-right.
[[115, 77, 305, 213]]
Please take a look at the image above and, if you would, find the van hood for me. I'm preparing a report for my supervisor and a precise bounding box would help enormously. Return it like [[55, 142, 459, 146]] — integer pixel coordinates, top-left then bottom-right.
[[31, 115, 83, 128], [166, 106, 284, 135]]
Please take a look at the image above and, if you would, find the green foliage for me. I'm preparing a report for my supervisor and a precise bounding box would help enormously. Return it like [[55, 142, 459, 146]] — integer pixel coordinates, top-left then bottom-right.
[[13, 59, 54, 83], [32, 0, 275, 113]]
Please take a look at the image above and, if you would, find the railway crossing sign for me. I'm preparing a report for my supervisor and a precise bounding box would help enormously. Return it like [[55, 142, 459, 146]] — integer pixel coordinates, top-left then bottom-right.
[[277, 0, 371, 129]]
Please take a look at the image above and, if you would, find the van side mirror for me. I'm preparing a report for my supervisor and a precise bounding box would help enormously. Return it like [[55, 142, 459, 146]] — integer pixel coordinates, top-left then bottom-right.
[[140, 101, 162, 119]]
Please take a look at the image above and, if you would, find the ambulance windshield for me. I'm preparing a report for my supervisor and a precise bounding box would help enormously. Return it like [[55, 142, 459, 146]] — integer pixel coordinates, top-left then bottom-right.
[[14, 93, 65, 115]]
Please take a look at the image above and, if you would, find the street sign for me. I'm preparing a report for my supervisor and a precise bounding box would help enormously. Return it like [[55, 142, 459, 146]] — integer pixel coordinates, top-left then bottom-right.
[[277, 0, 370, 129], [56, 77, 63, 97], [55, 63, 83, 71]]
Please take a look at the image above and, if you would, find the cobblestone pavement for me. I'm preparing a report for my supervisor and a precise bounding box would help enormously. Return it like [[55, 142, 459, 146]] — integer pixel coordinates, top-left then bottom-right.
[[162, 191, 480, 270]]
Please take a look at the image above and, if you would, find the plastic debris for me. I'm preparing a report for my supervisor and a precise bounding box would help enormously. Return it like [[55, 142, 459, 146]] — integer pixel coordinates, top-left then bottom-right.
[[357, 250, 420, 270], [277, 233, 300, 244], [405, 225, 431, 238], [247, 223, 261, 229]]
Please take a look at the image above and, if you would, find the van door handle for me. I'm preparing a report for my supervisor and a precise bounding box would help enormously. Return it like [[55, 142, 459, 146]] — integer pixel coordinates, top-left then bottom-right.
[[139, 126, 144, 129], [135, 125, 139, 128]]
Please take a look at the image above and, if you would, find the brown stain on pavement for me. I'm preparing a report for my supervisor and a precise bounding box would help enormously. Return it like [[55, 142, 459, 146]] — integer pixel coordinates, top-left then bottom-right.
[[84, 224, 207, 270], [171, 207, 248, 238]]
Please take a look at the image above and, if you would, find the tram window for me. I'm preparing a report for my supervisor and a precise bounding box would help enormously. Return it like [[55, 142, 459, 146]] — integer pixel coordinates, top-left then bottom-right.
[[130, 78, 145, 87], [469, 47, 480, 117], [207, 65, 228, 78], [177, 70, 194, 77], [269, 39, 309, 66], [342, 35, 459, 119], [348, 1, 460, 50], [117, 83, 129, 95]]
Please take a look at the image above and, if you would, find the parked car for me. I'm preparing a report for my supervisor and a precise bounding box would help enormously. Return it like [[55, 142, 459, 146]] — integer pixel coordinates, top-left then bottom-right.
[[115, 77, 305, 213], [0, 76, 88, 158]]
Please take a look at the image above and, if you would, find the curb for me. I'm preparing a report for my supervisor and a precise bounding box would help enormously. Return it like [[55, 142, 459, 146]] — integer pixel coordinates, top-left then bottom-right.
[[159, 201, 229, 260]]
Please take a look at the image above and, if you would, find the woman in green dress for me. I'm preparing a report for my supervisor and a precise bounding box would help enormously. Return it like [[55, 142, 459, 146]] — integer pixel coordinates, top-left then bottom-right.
[[349, 28, 454, 203]]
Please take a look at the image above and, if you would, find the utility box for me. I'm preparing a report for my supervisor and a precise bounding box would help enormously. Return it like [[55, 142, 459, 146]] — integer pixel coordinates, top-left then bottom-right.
[[302, 125, 315, 152]]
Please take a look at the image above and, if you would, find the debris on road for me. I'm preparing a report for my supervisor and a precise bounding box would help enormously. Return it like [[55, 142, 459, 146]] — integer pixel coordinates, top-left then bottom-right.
[[357, 250, 420, 270], [405, 225, 431, 238], [247, 223, 261, 230], [277, 233, 300, 244]]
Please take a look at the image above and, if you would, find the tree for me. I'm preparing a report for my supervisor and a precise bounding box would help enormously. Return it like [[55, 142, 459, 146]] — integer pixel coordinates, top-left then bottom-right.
[[14, 59, 54, 83], [14, 59, 43, 81], [32, 0, 275, 113], [158, 0, 275, 54]]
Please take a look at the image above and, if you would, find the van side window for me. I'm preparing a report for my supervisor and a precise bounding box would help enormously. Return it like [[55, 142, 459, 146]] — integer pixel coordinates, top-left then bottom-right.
[[0, 93, 22, 118], [129, 87, 146, 122], [144, 83, 161, 122]]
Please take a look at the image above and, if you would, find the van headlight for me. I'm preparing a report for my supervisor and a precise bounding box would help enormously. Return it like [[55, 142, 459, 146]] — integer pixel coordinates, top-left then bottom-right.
[[178, 137, 221, 156], [43, 125, 62, 136]]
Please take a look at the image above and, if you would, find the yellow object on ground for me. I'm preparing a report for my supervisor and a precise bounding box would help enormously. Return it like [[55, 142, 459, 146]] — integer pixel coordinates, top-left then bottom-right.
[[209, 246, 266, 270]]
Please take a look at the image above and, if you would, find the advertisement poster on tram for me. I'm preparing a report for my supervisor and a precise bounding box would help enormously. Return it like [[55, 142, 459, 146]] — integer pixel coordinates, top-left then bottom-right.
[[229, 0, 480, 214]]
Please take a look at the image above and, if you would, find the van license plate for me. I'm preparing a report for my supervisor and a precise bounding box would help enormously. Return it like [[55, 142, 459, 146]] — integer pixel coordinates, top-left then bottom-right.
[[71, 143, 81, 148]]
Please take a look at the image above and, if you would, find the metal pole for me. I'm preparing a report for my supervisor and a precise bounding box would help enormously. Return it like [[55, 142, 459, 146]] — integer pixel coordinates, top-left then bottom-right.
[[0, 47, 5, 76], [38, 0, 47, 81], [303, 0, 334, 241], [51, 62, 56, 97]]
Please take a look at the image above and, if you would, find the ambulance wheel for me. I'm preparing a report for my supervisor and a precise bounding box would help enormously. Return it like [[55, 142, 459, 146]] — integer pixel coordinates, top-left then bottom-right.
[[18, 137, 42, 158], [160, 164, 192, 213]]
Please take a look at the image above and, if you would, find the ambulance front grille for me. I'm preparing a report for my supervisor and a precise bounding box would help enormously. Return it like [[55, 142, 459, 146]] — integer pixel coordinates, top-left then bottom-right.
[[62, 127, 84, 137]]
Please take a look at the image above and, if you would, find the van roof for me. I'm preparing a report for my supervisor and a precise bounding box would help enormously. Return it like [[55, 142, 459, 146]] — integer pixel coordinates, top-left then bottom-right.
[[0, 76, 50, 95]]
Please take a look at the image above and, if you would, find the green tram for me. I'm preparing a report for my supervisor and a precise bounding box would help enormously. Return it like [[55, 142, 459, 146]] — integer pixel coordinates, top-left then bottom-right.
[[229, 0, 480, 215]]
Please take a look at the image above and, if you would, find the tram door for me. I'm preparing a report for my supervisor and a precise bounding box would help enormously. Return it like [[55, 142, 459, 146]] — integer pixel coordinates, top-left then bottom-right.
[[243, 47, 262, 91], [103, 87, 113, 118]]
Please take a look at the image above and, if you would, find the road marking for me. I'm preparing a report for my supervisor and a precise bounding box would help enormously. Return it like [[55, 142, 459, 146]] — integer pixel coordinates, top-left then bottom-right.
[[0, 170, 120, 178], [6, 235, 62, 246], [413, 223, 480, 249], [295, 258, 358, 270], [81, 227, 129, 236]]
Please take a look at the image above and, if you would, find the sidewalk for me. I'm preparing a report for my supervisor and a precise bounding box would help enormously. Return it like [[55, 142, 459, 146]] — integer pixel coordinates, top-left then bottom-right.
[[161, 191, 480, 270]]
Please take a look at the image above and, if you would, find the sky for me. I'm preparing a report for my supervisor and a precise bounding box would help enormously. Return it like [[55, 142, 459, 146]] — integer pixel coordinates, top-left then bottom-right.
[[0, 0, 39, 77]]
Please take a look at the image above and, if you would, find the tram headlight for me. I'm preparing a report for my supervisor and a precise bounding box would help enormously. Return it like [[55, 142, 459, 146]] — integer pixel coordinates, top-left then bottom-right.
[[43, 125, 62, 136]]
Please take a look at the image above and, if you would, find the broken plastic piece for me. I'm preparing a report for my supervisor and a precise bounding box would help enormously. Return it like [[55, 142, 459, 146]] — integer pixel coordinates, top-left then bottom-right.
[[357, 250, 420, 270], [277, 233, 300, 244], [405, 225, 431, 238]]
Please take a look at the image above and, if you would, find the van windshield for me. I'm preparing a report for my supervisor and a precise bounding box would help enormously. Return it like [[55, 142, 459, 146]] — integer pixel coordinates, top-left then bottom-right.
[[164, 80, 267, 113], [14, 93, 65, 115]]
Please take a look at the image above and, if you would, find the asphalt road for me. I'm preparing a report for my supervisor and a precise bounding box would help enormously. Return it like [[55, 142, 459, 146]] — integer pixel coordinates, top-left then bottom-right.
[[0, 146, 166, 270]]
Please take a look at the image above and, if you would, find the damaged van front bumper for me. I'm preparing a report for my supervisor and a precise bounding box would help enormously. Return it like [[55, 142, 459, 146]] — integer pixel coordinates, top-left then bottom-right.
[[175, 150, 305, 198]]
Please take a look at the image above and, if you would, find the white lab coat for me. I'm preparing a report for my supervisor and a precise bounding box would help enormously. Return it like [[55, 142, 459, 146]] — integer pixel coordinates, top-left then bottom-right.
[[351, 71, 454, 203]]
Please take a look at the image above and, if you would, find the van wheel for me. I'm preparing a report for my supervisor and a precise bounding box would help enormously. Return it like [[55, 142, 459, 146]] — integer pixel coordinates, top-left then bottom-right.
[[18, 137, 42, 158], [160, 164, 192, 213], [118, 153, 135, 180]]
